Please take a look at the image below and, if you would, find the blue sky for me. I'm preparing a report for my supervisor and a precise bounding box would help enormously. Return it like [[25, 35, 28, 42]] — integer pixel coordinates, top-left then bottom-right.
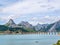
[[0, 0, 60, 25]]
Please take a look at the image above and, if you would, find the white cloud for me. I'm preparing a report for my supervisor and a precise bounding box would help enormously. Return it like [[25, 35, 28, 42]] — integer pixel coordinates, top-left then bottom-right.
[[0, 14, 20, 21], [1, 0, 60, 14], [0, 0, 60, 25], [44, 16, 50, 19]]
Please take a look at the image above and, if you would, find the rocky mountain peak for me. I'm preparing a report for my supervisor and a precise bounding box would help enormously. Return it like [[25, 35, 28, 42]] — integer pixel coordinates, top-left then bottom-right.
[[5, 19, 16, 27], [18, 21, 33, 28], [8, 19, 15, 24], [48, 20, 60, 32]]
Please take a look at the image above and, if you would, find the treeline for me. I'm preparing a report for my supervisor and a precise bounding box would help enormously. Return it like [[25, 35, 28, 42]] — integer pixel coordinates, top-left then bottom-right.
[[0, 25, 35, 32]]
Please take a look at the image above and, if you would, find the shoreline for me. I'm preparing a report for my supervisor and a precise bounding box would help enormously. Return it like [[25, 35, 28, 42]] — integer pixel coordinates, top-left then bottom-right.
[[0, 32, 60, 35]]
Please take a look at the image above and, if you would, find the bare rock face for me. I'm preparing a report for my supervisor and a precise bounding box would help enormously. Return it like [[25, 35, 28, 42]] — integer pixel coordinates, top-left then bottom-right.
[[48, 23, 56, 32], [49, 20, 60, 32], [5, 19, 60, 32], [34, 20, 60, 32], [35, 23, 48, 31], [5, 19, 16, 27], [18, 21, 33, 28]]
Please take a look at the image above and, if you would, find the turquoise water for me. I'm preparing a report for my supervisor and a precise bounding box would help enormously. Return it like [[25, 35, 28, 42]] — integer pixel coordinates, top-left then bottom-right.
[[0, 34, 60, 45]]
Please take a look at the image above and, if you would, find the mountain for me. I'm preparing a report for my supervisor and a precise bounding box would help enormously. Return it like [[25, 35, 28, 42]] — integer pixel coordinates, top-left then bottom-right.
[[34, 23, 48, 31], [34, 20, 60, 32], [48, 20, 60, 32], [1, 19, 60, 32], [18, 21, 35, 32], [18, 21, 33, 29], [4, 19, 35, 32], [5, 19, 16, 27]]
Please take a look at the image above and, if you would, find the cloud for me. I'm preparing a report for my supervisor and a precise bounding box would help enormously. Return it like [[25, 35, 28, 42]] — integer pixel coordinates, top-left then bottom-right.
[[1, 0, 60, 14], [0, 0, 60, 25], [29, 15, 60, 25], [0, 14, 20, 21]]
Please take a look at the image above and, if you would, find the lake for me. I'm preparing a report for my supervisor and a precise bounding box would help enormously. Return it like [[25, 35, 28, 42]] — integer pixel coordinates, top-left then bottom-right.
[[0, 34, 60, 45]]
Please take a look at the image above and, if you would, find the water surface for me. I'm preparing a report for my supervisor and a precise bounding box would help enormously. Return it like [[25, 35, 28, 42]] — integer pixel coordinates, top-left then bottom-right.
[[0, 34, 60, 45]]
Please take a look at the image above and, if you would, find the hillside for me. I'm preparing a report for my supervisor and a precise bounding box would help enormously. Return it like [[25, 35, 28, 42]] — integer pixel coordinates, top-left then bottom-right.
[[0, 19, 60, 33], [0, 25, 8, 31]]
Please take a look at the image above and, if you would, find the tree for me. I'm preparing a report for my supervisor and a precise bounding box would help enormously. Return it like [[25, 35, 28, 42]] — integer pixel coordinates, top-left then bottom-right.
[[53, 40, 60, 45]]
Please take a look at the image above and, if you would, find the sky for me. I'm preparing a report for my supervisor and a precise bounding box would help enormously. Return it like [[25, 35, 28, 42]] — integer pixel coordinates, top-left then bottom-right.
[[0, 0, 60, 25]]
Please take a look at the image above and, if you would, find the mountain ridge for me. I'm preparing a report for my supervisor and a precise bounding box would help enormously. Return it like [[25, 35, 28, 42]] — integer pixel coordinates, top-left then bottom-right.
[[0, 19, 60, 32]]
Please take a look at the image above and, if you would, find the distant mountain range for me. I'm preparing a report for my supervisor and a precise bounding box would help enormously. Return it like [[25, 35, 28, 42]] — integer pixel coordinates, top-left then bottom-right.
[[0, 19, 60, 32]]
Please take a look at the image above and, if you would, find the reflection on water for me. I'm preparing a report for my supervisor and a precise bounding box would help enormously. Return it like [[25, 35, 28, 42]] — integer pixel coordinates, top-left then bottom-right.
[[22, 32, 60, 35], [0, 34, 60, 45]]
